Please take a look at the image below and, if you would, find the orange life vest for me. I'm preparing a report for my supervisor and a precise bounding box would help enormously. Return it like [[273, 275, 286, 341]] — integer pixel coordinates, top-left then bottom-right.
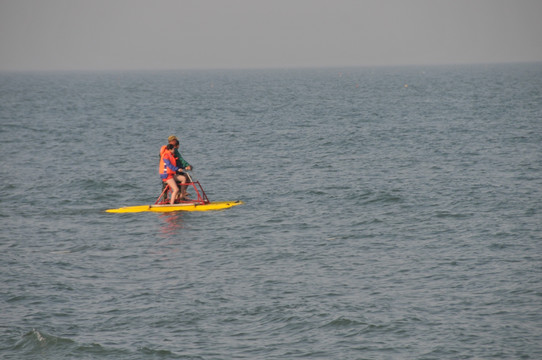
[[158, 145, 167, 176], [159, 146, 178, 179]]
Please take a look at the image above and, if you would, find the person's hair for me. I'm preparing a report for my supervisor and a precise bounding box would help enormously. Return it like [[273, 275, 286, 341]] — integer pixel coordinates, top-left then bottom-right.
[[173, 139, 179, 146], [166, 144, 175, 150]]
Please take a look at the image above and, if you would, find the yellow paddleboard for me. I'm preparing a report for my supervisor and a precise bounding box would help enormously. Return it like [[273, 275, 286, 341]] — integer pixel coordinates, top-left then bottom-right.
[[106, 200, 243, 213]]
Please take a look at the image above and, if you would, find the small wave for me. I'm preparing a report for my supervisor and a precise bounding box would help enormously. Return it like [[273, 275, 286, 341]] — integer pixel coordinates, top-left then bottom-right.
[[357, 190, 404, 205], [11, 328, 129, 358], [13, 329, 74, 354], [489, 242, 511, 250], [50, 250, 72, 254], [322, 316, 367, 328], [139, 346, 178, 357], [434, 211, 471, 219]]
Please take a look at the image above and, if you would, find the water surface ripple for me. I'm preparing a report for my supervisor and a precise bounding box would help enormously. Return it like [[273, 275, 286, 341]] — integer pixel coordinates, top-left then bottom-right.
[[1, 64, 541, 359]]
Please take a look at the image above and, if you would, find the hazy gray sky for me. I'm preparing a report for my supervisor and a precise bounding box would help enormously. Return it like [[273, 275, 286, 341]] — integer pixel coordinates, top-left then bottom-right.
[[1, 0, 541, 71]]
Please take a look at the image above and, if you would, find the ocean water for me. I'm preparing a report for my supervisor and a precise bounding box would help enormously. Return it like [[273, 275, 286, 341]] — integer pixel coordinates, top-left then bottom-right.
[[1, 63, 541, 359]]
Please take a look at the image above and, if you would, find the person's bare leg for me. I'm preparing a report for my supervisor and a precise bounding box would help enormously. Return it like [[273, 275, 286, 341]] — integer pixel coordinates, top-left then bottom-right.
[[166, 178, 179, 204], [176, 174, 189, 199]]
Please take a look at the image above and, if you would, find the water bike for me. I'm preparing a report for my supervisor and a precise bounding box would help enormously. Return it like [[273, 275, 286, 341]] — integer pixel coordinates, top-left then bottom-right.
[[106, 171, 243, 213]]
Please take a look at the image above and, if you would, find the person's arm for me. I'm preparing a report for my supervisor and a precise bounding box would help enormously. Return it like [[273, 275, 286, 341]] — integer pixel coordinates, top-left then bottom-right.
[[163, 156, 179, 172], [175, 149, 191, 169]]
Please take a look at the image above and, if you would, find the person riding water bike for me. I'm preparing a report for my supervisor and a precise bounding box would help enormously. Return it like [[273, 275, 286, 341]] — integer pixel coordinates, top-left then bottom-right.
[[159, 135, 193, 200], [159, 135, 192, 171], [159, 143, 191, 203]]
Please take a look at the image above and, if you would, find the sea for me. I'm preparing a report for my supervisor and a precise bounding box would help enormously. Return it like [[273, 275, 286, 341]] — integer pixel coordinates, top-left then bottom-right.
[[1, 63, 541, 359]]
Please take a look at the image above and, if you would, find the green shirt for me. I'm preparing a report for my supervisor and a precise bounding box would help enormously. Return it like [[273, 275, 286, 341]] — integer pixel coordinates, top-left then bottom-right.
[[159, 146, 191, 169], [174, 148, 190, 169]]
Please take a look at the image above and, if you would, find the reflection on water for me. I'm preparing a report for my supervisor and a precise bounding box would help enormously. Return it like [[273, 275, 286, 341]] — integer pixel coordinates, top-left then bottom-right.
[[145, 212, 186, 260], [159, 212, 185, 237]]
